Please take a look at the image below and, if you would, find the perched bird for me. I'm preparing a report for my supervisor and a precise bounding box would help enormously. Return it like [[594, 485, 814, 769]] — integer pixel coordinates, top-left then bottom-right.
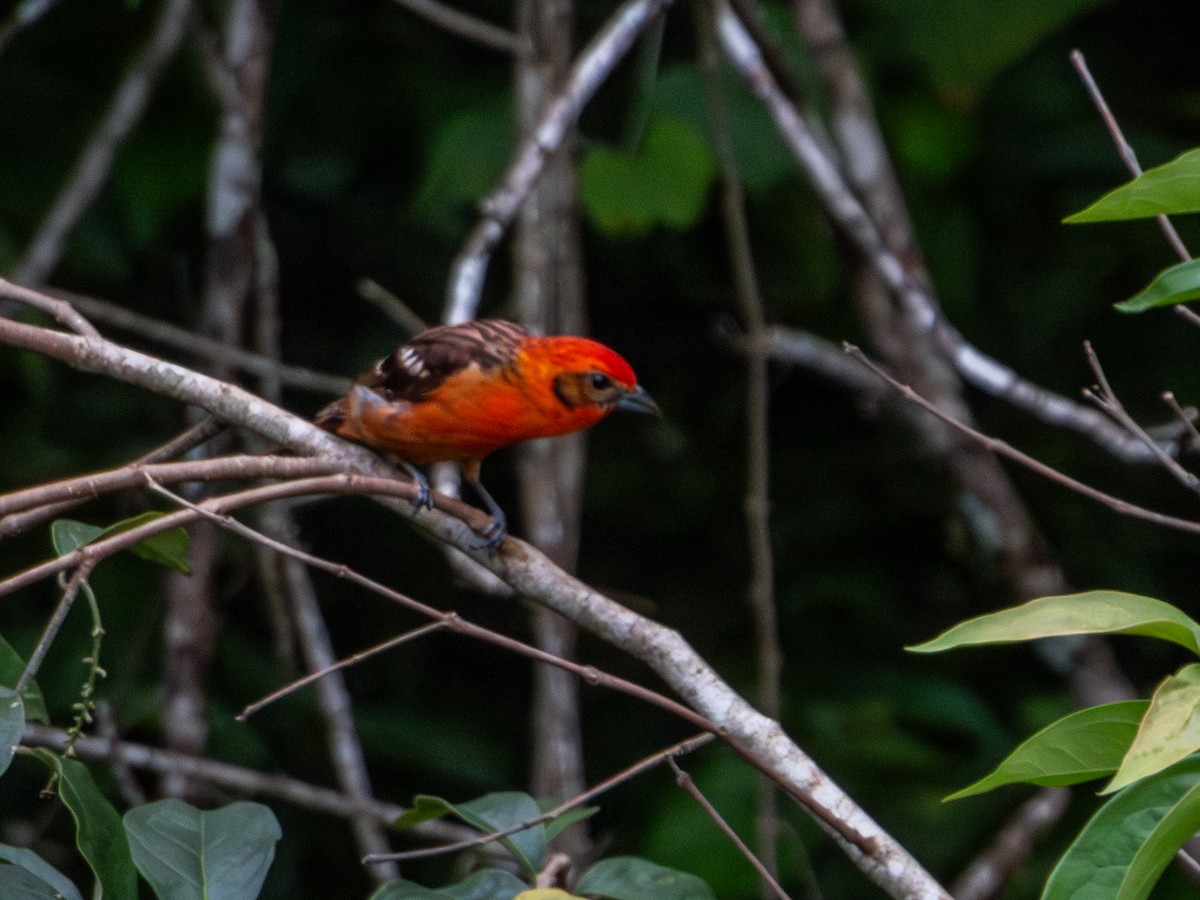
[[315, 319, 658, 546]]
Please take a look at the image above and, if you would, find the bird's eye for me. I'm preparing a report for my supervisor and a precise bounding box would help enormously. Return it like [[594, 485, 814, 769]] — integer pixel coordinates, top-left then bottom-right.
[[588, 372, 613, 390]]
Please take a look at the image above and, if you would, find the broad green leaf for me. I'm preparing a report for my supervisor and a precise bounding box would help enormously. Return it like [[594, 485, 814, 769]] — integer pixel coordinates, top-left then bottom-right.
[[126, 525, 191, 574], [542, 805, 599, 842], [947, 700, 1147, 800], [0, 844, 83, 900], [1112, 258, 1200, 313], [1043, 757, 1200, 900], [0, 864, 71, 899], [443, 869, 530, 899], [575, 857, 716, 900], [1065, 148, 1200, 223], [515, 891, 581, 899], [50, 519, 104, 555], [31, 750, 137, 900], [397, 793, 544, 874], [50, 514, 191, 574], [455, 792, 545, 875], [1105, 665, 1200, 794], [369, 881, 454, 899], [580, 118, 715, 236], [123, 799, 281, 900], [908, 591, 1200, 656], [0, 633, 47, 723], [393, 794, 457, 830], [0, 688, 23, 778]]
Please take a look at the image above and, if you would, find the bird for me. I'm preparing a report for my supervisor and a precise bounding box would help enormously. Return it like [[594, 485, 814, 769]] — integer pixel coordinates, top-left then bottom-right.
[[315, 319, 659, 547]]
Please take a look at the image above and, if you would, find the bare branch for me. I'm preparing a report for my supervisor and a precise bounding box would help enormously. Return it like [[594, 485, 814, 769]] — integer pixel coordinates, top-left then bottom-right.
[[20, 722, 477, 842], [356, 279, 429, 336], [368, 733, 715, 863], [696, 1, 781, 881], [1081, 343, 1200, 495], [0, 299, 953, 899], [391, 0, 521, 53], [950, 788, 1070, 900], [238, 621, 446, 719], [445, 0, 674, 322], [669, 755, 792, 900], [844, 344, 1200, 538]]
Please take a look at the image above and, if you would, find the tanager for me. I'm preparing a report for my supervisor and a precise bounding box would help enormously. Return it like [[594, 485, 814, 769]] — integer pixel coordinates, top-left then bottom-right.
[[316, 319, 658, 546]]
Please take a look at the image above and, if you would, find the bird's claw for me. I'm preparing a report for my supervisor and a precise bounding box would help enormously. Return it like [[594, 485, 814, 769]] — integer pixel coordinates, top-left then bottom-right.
[[478, 514, 506, 549]]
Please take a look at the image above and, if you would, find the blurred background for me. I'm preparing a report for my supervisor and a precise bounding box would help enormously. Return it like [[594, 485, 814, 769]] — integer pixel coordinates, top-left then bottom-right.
[[2, 0, 1200, 896]]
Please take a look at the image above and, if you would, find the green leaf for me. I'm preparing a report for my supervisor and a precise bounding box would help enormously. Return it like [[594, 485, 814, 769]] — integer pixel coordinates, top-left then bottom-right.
[[443, 869, 530, 899], [908, 590, 1200, 656], [0, 633, 47, 723], [369, 881, 454, 899], [1065, 148, 1200, 223], [0, 688, 24, 778], [50, 514, 191, 574], [542, 805, 599, 843], [0, 843, 83, 900], [1105, 665, 1200, 794], [393, 794, 457, 830], [123, 798, 281, 900], [946, 700, 1147, 800], [126, 526, 192, 575], [0, 865, 73, 899], [579, 118, 715, 236], [50, 519, 104, 555], [1043, 757, 1200, 900], [31, 750, 137, 900], [575, 857, 716, 900], [1112, 258, 1200, 313], [454, 792, 545, 875], [398, 793, 544, 875]]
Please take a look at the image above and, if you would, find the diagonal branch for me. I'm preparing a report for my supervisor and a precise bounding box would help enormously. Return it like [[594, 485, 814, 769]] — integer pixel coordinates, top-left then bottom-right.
[[1, 294, 952, 899]]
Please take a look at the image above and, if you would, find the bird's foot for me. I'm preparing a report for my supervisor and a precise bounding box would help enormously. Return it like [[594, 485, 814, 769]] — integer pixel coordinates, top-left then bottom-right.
[[477, 510, 507, 549], [400, 462, 435, 512]]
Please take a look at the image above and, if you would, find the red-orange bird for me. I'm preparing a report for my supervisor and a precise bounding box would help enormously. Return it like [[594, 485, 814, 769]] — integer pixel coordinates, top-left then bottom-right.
[[315, 319, 658, 546]]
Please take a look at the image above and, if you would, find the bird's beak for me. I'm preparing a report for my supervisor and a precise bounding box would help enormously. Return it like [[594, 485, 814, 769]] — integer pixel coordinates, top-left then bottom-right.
[[616, 384, 660, 417]]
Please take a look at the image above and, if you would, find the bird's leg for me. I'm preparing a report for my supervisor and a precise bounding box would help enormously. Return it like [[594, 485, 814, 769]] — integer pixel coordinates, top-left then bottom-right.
[[462, 459, 506, 548], [399, 461, 434, 511]]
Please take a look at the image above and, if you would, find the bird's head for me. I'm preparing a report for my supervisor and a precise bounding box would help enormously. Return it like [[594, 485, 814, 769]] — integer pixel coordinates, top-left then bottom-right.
[[536, 336, 660, 423]]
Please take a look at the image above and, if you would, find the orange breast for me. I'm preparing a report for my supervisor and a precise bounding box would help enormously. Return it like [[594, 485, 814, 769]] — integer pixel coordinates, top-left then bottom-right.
[[339, 363, 610, 464]]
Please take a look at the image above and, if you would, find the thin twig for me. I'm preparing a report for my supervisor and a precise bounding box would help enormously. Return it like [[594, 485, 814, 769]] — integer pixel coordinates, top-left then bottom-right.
[[14, 286, 348, 394], [1162, 392, 1200, 452], [16, 563, 95, 694], [668, 756, 792, 900], [0, 455, 338, 521], [696, 1, 780, 884], [239, 621, 447, 719], [141, 476, 718, 733], [1081, 342, 1200, 495], [367, 733, 715, 863], [356, 279, 428, 336], [1070, 50, 1190, 262], [844, 344, 1200, 537], [390, 0, 520, 53], [20, 722, 477, 841]]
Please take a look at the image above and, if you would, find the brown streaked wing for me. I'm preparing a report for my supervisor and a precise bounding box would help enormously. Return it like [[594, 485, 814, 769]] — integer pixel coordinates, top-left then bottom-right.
[[360, 319, 528, 403]]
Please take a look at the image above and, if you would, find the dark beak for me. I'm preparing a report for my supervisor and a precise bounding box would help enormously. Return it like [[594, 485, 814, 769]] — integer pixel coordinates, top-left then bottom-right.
[[616, 384, 660, 416]]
